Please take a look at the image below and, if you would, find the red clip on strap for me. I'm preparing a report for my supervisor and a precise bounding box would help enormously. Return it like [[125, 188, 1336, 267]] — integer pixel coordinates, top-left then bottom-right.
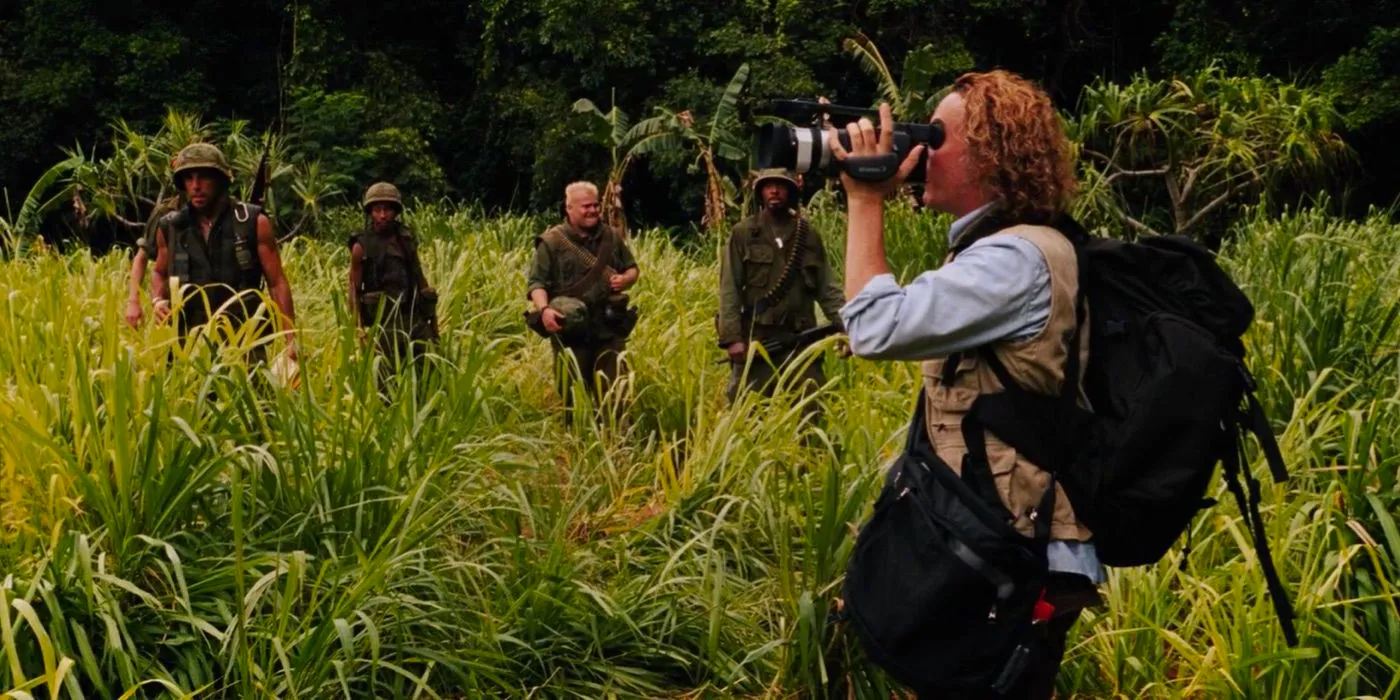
[[1032, 588, 1055, 623]]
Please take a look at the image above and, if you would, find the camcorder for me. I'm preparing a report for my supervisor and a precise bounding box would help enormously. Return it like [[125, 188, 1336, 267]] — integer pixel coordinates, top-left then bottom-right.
[[753, 99, 945, 183]]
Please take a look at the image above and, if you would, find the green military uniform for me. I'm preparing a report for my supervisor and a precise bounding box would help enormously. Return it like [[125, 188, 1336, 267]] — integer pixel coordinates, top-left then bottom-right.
[[137, 195, 180, 259], [352, 182, 438, 369], [158, 144, 268, 343], [717, 168, 846, 404], [526, 221, 639, 411]]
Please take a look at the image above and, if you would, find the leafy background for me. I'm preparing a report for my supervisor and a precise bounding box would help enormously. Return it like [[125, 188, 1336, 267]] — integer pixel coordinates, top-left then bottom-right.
[[2, 0, 1397, 246]]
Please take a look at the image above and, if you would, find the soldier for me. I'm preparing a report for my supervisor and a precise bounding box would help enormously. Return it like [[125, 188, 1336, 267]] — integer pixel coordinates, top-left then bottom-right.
[[125, 248, 152, 329], [125, 193, 180, 329], [349, 182, 438, 373], [150, 143, 297, 365], [717, 168, 846, 408], [525, 181, 640, 416]]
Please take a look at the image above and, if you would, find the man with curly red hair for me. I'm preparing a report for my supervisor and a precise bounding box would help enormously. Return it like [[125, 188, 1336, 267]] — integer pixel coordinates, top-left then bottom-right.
[[832, 70, 1099, 699]]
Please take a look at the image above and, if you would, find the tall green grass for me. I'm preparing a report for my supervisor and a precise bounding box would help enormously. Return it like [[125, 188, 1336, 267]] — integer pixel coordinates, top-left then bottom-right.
[[1, 201, 1397, 698]]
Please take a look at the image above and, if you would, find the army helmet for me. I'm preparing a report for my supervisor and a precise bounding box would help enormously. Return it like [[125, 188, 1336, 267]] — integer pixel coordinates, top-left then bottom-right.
[[171, 143, 233, 188], [548, 296, 590, 337], [752, 167, 800, 205], [363, 182, 403, 213]]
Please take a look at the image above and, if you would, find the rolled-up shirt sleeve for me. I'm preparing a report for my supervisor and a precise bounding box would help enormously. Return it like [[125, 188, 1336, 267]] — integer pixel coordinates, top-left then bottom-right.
[[838, 236, 1050, 361]]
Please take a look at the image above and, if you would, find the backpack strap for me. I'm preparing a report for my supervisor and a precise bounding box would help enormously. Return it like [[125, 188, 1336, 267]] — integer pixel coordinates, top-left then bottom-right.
[[353, 231, 382, 293], [903, 389, 1027, 601], [1239, 364, 1290, 483], [163, 210, 192, 279], [1222, 422, 1299, 647], [940, 354, 961, 387]]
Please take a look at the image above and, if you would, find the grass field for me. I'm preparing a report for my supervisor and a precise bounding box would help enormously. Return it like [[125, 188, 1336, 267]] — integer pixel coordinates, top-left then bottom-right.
[[2, 199, 1398, 699]]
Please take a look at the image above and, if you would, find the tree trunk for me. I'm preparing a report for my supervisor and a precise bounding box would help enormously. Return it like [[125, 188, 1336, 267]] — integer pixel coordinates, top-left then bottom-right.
[[700, 150, 726, 235], [601, 156, 631, 239]]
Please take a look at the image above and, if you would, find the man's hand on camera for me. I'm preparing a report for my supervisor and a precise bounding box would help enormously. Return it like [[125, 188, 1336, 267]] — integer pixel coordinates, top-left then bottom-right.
[[826, 103, 926, 203]]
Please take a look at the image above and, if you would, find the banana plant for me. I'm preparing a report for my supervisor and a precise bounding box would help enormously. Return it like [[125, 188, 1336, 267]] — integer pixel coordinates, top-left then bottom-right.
[[572, 90, 635, 237], [0, 155, 83, 256], [843, 32, 974, 122], [623, 63, 751, 235]]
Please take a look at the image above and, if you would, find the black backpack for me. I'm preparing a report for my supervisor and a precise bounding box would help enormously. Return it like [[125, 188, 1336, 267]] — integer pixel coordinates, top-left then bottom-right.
[[953, 214, 1297, 645], [843, 214, 1297, 694]]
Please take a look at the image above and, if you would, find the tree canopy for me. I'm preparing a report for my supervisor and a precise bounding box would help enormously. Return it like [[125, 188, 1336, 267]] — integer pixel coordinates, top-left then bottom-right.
[[1, 0, 1395, 245]]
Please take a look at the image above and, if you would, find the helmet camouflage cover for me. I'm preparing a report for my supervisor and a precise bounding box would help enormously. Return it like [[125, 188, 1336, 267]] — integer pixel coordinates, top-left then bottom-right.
[[171, 143, 233, 187], [548, 296, 590, 336], [363, 182, 403, 212]]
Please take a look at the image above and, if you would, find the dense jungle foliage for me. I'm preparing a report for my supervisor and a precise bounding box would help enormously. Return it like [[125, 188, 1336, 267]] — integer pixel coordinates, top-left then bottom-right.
[[2, 0, 1398, 245]]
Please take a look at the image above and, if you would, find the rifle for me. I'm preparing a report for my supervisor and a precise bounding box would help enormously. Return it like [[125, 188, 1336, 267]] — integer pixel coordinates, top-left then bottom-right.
[[248, 128, 273, 207], [718, 324, 843, 364]]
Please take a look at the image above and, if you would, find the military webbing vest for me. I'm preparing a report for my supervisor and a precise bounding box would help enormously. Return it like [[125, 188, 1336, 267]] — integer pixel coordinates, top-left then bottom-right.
[[734, 213, 822, 334], [161, 201, 264, 325], [540, 224, 620, 306], [354, 226, 425, 300]]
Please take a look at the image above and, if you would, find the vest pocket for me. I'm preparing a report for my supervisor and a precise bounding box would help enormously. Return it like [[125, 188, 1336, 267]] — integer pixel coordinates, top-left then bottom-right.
[[1000, 453, 1051, 536], [235, 238, 255, 270], [742, 244, 775, 290]]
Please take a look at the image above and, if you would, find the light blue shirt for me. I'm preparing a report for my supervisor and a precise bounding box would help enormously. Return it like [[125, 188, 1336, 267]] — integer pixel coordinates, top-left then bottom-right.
[[840, 204, 1105, 584]]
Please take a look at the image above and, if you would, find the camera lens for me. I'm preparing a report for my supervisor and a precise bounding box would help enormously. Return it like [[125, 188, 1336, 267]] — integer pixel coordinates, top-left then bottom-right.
[[755, 124, 830, 174], [754, 111, 945, 179]]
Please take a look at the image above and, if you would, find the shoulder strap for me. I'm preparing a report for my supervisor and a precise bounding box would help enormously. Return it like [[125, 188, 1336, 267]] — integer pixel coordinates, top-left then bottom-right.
[[164, 209, 191, 278], [1221, 419, 1298, 647], [550, 225, 617, 299], [753, 216, 810, 314], [231, 202, 265, 277], [355, 230, 381, 291]]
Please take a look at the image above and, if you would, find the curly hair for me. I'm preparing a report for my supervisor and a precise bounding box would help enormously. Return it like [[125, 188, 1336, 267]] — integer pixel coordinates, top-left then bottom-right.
[[953, 70, 1077, 223]]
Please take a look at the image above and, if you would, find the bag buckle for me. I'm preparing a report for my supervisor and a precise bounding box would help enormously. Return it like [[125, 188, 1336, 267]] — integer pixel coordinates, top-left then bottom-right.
[[1033, 587, 1055, 623], [991, 588, 1056, 694]]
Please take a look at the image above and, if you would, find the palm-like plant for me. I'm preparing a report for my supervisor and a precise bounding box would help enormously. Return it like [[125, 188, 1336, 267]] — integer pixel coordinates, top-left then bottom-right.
[[622, 63, 751, 234], [1069, 63, 1352, 239], [842, 32, 974, 122], [20, 109, 326, 246], [572, 91, 635, 237], [0, 155, 83, 255], [64, 111, 214, 238]]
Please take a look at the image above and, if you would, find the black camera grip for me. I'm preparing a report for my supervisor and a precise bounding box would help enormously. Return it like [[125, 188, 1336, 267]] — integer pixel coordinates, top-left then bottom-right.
[[841, 153, 901, 182]]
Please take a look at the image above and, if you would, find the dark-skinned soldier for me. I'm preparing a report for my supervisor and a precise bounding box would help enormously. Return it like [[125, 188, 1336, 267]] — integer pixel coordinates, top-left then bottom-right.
[[348, 182, 439, 375], [717, 168, 846, 411]]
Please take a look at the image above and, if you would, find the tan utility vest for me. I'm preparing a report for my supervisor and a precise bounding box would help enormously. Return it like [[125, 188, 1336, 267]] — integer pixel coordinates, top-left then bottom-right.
[[921, 225, 1092, 541]]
